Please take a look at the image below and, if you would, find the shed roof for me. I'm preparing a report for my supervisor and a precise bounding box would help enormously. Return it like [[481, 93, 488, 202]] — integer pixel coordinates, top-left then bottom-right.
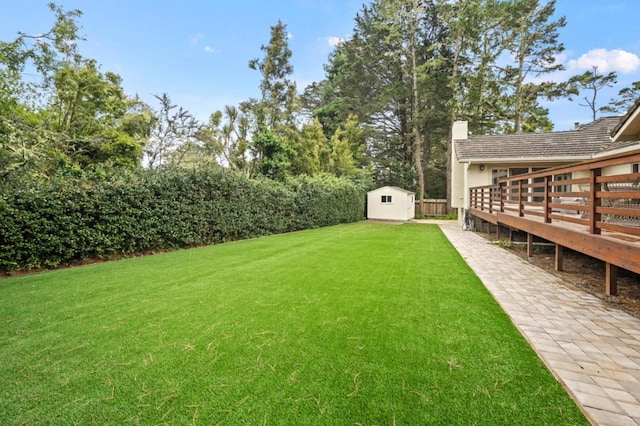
[[368, 186, 415, 195], [454, 117, 621, 162]]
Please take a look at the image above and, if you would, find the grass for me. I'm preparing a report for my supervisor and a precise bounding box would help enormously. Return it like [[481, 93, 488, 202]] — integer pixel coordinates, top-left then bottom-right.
[[0, 222, 587, 425]]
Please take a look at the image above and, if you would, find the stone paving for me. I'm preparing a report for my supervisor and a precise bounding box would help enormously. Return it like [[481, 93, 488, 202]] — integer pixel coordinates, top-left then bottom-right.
[[436, 222, 640, 426]]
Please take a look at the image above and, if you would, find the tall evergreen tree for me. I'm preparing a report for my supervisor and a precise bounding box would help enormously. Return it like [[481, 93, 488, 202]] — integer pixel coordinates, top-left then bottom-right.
[[501, 0, 567, 133], [568, 66, 618, 121], [248, 21, 298, 133], [248, 21, 299, 179], [605, 81, 640, 115]]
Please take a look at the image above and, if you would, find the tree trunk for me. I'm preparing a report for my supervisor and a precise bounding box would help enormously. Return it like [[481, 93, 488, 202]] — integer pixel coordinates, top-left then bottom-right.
[[410, 30, 425, 217]]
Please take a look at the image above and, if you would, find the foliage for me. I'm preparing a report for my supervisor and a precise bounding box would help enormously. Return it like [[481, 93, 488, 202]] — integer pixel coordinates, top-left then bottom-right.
[[604, 80, 640, 115], [568, 66, 618, 121], [0, 4, 147, 177], [248, 21, 298, 132], [314, 0, 451, 195], [252, 129, 293, 181], [304, 0, 572, 202], [145, 93, 202, 168], [214, 104, 252, 175], [499, 0, 567, 133], [290, 118, 327, 175], [0, 168, 364, 273]]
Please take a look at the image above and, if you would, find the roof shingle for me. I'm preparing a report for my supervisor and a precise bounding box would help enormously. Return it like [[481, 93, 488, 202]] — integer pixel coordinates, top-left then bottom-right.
[[455, 117, 621, 161]]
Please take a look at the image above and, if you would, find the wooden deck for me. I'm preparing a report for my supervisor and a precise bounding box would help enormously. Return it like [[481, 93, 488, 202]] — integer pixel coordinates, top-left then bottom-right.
[[468, 149, 640, 296]]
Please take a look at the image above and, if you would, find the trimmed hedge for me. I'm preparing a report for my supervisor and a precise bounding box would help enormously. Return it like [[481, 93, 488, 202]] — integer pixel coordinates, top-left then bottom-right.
[[0, 168, 365, 273]]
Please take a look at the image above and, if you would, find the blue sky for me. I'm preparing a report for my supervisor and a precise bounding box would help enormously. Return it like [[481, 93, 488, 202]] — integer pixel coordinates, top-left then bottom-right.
[[2, 1, 639, 131]]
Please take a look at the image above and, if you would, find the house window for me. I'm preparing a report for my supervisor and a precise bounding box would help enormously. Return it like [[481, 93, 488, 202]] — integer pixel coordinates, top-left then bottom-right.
[[532, 168, 547, 202], [491, 169, 507, 185], [553, 173, 572, 193], [633, 163, 639, 174], [509, 167, 529, 176], [381, 195, 392, 204], [491, 169, 507, 202], [508, 168, 529, 200]]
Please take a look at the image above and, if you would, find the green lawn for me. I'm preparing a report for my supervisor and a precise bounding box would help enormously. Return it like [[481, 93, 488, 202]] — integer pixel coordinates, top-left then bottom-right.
[[0, 222, 587, 425]]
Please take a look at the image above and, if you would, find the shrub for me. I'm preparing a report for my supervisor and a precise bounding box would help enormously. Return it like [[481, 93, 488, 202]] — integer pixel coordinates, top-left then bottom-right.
[[0, 167, 365, 273]]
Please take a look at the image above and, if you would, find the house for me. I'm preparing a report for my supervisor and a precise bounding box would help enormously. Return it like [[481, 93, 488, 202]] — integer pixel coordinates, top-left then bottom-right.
[[367, 186, 415, 221], [457, 104, 640, 295], [450, 116, 634, 222]]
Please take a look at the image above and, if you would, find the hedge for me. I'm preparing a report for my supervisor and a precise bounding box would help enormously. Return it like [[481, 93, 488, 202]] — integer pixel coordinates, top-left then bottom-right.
[[0, 168, 365, 273]]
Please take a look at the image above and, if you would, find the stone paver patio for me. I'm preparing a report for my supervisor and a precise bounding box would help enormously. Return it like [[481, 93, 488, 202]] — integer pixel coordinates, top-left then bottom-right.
[[434, 221, 640, 426]]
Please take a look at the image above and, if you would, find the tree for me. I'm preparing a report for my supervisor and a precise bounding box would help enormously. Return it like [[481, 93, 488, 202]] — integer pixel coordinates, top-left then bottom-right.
[[304, 0, 455, 199], [247, 21, 301, 180], [605, 81, 640, 115], [0, 3, 83, 105], [253, 129, 292, 180], [145, 93, 202, 169], [568, 66, 617, 121], [290, 118, 327, 175], [0, 3, 148, 174], [329, 129, 358, 177], [45, 59, 145, 168], [500, 0, 567, 133], [248, 21, 298, 133], [338, 114, 367, 168], [0, 3, 84, 176], [380, 0, 428, 213], [217, 104, 252, 175]]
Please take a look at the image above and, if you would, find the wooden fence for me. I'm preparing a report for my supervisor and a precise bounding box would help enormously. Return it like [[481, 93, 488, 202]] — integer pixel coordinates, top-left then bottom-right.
[[415, 199, 448, 217]]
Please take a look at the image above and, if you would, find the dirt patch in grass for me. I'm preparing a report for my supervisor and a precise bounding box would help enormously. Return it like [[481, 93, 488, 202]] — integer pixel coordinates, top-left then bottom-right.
[[477, 229, 640, 318]]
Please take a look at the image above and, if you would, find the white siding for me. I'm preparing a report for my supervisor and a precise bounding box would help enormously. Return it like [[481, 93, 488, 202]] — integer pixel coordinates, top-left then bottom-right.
[[451, 121, 468, 209]]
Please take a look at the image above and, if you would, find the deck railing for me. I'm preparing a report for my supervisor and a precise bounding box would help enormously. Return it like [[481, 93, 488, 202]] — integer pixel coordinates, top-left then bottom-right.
[[469, 148, 640, 237]]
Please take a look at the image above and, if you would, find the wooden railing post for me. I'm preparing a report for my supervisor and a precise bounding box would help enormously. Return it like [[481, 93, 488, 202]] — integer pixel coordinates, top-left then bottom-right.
[[489, 186, 493, 214], [589, 168, 602, 235], [518, 179, 524, 217], [499, 182, 505, 212], [544, 175, 551, 223]]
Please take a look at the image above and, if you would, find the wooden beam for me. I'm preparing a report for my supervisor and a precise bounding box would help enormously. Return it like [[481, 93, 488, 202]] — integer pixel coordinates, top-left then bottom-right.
[[496, 213, 640, 275], [527, 233, 533, 257], [469, 208, 498, 225], [555, 244, 563, 272], [606, 263, 618, 296]]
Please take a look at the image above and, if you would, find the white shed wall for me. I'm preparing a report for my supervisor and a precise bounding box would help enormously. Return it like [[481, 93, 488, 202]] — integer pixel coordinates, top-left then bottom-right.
[[367, 187, 415, 221]]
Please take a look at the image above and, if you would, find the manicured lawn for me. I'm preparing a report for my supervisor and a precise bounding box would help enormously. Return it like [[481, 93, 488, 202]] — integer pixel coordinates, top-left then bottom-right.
[[0, 222, 587, 425]]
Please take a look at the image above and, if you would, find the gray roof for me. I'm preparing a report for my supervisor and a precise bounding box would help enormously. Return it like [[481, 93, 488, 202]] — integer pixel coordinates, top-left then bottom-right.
[[611, 97, 640, 138], [599, 138, 640, 154], [455, 117, 622, 162]]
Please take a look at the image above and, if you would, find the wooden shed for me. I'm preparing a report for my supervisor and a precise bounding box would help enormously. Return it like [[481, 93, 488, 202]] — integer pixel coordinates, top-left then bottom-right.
[[367, 186, 415, 221]]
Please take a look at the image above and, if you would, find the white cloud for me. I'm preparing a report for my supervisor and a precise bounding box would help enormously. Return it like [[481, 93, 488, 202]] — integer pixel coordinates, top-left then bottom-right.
[[203, 46, 215, 53], [326, 36, 344, 47], [567, 48, 640, 74], [287, 32, 294, 40]]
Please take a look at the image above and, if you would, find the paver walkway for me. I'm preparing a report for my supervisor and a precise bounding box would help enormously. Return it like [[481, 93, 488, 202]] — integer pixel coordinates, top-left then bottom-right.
[[436, 222, 640, 426]]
